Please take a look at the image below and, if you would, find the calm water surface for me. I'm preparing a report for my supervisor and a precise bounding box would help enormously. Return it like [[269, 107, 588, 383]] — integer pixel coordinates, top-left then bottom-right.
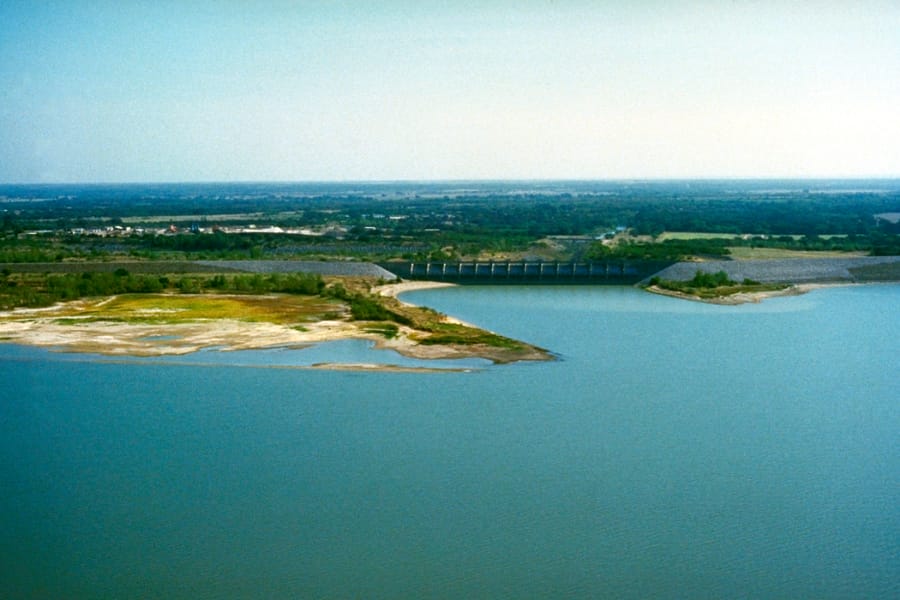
[[1, 285, 898, 599]]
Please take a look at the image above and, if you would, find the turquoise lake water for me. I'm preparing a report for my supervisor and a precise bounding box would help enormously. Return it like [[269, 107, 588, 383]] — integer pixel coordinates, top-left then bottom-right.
[[1, 285, 898, 599]]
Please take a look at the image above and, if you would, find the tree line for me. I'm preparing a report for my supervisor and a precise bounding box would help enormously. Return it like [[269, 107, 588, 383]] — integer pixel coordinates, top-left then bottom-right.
[[0, 270, 327, 310]]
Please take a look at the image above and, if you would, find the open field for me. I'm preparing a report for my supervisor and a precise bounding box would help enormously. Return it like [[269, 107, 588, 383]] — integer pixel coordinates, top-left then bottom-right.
[[50, 294, 344, 325], [726, 247, 867, 260], [658, 232, 742, 241], [120, 213, 268, 224], [659, 231, 852, 242]]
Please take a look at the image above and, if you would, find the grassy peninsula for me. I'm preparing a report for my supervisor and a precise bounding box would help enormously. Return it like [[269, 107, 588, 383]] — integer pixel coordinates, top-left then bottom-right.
[[0, 272, 551, 365]]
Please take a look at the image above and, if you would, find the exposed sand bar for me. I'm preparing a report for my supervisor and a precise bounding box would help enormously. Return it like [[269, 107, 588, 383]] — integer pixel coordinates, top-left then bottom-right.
[[0, 316, 362, 356], [0, 315, 498, 369], [375, 280, 458, 297]]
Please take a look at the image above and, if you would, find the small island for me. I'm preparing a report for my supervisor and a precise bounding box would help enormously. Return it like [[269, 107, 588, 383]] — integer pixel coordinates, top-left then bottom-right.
[[0, 270, 552, 367], [644, 270, 797, 304]]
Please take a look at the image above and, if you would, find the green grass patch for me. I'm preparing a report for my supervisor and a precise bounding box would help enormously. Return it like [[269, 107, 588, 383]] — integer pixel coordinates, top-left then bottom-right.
[[726, 247, 866, 260], [53, 318, 84, 325], [34, 293, 344, 326], [418, 332, 522, 349], [411, 321, 522, 349], [363, 323, 399, 339], [670, 283, 789, 299], [53, 317, 128, 325]]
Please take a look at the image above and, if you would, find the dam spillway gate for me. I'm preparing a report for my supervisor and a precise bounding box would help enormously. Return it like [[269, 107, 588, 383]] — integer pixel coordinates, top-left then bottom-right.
[[381, 261, 673, 285]]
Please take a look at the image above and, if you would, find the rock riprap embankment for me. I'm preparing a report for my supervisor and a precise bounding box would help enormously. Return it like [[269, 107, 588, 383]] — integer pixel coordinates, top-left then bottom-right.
[[647, 256, 900, 284]]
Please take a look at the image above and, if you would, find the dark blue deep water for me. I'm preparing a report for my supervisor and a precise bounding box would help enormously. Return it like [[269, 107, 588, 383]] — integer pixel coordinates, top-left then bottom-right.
[[1, 285, 898, 599]]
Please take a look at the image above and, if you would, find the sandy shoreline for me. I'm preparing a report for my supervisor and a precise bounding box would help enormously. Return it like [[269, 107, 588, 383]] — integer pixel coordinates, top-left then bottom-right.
[[0, 313, 498, 364], [374, 280, 481, 328], [0, 281, 545, 370], [375, 280, 458, 297]]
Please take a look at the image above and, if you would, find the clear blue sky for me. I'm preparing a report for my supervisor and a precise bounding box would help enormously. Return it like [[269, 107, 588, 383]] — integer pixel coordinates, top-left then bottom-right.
[[1, 1, 898, 183]]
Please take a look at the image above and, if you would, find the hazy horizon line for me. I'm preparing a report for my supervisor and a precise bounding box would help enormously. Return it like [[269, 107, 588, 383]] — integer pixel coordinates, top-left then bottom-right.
[[4, 176, 900, 187]]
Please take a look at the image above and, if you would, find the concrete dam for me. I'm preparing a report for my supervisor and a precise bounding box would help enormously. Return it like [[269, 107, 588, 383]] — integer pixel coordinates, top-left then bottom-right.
[[380, 260, 674, 284]]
